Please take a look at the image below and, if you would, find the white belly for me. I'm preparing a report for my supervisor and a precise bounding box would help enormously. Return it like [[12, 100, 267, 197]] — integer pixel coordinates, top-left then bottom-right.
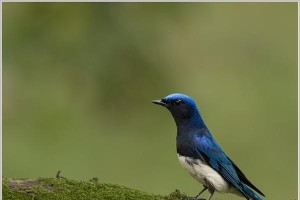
[[177, 154, 230, 193]]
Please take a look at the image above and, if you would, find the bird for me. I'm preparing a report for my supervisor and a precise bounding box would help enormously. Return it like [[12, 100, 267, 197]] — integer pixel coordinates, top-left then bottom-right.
[[152, 93, 265, 200]]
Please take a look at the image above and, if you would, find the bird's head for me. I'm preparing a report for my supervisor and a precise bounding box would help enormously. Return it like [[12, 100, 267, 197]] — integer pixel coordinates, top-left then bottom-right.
[[153, 93, 206, 130], [152, 93, 200, 120]]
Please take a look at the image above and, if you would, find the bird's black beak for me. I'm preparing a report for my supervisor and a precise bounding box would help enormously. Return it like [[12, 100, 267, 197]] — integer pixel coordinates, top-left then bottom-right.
[[152, 99, 167, 107]]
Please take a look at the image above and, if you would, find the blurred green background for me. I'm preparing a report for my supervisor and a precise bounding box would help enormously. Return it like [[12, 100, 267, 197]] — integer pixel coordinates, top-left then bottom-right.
[[3, 3, 297, 200]]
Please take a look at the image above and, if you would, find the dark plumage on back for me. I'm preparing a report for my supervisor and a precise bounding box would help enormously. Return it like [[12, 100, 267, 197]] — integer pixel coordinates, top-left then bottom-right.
[[153, 93, 264, 200]]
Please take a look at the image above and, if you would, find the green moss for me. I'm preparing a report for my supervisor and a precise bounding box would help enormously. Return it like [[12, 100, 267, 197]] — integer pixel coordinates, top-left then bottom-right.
[[3, 179, 32, 200], [2, 178, 187, 200]]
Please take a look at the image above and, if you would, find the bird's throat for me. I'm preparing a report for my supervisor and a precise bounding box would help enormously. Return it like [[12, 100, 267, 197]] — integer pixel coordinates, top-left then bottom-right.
[[174, 113, 206, 133]]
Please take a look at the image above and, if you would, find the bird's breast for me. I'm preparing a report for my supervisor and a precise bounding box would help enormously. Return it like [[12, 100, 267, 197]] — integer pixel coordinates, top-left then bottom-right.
[[176, 134, 200, 158], [177, 154, 231, 193]]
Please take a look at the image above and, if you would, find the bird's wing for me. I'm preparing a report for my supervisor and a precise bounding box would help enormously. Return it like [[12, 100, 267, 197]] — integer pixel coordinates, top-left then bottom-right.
[[193, 134, 248, 197], [226, 156, 265, 196]]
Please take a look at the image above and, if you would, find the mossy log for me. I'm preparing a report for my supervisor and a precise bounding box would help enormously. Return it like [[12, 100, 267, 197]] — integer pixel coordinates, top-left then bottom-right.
[[2, 177, 187, 200]]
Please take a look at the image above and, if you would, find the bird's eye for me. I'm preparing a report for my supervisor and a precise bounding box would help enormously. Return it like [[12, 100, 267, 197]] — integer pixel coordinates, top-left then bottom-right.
[[174, 100, 184, 106]]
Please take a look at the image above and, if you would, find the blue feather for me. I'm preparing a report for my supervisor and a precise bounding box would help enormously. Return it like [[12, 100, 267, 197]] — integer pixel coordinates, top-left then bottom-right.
[[153, 93, 265, 200], [194, 133, 248, 197]]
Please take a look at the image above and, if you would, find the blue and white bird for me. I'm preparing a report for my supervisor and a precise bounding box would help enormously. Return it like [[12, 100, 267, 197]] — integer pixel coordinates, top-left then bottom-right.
[[152, 93, 265, 200]]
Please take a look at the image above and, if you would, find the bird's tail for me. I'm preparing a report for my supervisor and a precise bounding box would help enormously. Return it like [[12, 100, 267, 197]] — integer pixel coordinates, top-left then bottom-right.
[[242, 184, 263, 200]]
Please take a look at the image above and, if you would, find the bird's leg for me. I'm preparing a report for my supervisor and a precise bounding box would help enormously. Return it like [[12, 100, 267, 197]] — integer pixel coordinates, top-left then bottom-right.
[[204, 179, 215, 200], [192, 186, 207, 200], [207, 191, 215, 200]]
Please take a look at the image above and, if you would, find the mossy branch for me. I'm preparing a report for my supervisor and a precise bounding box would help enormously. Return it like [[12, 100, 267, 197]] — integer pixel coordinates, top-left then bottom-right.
[[2, 176, 187, 200]]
